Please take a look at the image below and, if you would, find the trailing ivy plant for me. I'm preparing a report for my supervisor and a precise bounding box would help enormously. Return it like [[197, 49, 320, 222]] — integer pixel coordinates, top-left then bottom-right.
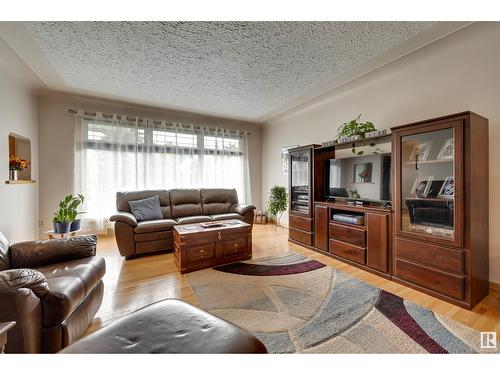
[[336, 114, 378, 155], [268, 185, 288, 228], [336, 114, 376, 139]]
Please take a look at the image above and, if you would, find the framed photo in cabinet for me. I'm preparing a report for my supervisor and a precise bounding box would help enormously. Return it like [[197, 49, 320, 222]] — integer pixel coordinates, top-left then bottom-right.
[[409, 141, 433, 162], [411, 176, 434, 197], [437, 138, 454, 160], [438, 176, 454, 198]]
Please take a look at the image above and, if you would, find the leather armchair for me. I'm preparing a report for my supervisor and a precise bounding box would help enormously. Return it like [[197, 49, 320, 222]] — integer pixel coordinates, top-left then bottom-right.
[[0, 233, 105, 353]]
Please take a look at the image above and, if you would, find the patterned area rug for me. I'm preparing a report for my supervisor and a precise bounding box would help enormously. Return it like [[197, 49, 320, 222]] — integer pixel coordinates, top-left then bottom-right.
[[186, 252, 499, 353]]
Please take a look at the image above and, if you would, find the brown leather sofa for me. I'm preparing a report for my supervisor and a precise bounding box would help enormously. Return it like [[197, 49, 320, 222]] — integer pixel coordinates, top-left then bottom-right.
[[110, 188, 255, 259], [0, 233, 105, 353]]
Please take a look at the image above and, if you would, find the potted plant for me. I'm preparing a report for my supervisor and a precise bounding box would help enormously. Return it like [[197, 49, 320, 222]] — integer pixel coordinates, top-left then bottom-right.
[[53, 196, 73, 234], [9, 156, 30, 180], [53, 194, 85, 233], [68, 194, 85, 231], [268, 185, 287, 229], [336, 114, 378, 155]]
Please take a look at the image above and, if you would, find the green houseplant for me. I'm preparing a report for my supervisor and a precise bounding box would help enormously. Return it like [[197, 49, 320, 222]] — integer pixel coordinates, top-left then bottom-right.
[[336, 114, 379, 155], [53, 194, 85, 233], [268, 185, 287, 229], [337, 114, 376, 139], [68, 194, 85, 231]]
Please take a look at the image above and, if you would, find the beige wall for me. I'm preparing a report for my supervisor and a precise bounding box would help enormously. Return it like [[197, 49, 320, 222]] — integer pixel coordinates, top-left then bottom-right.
[[0, 38, 42, 242], [262, 22, 500, 283], [37, 92, 263, 234]]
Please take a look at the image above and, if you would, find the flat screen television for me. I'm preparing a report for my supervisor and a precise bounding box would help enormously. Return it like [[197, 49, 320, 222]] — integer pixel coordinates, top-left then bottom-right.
[[324, 142, 392, 203]]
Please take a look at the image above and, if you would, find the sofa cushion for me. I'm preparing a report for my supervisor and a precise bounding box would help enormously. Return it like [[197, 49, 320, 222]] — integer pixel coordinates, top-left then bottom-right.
[[117, 190, 172, 219], [134, 219, 177, 234], [0, 232, 10, 271], [170, 189, 203, 218], [0, 268, 49, 297], [176, 216, 213, 225], [37, 257, 106, 327], [128, 196, 163, 222], [201, 189, 239, 215], [210, 213, 244, 221], [9, 235, 98, 269]]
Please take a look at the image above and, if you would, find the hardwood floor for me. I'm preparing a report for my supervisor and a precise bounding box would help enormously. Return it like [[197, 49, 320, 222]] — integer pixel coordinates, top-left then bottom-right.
[[86, 224, 500, 336]]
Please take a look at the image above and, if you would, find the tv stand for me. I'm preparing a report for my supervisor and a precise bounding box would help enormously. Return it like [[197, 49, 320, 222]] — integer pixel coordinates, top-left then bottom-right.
[[314, 201, 391, 277]]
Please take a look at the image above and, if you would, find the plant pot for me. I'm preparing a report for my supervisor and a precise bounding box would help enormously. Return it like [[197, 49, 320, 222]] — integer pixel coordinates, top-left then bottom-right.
[[70, 219, 81, 232], [54, 222, 71, 234], [9, 170, 18, 181]]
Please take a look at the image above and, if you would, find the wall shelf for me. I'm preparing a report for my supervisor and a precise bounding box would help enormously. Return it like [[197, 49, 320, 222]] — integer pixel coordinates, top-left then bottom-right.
[[5, 180, 36, 184]]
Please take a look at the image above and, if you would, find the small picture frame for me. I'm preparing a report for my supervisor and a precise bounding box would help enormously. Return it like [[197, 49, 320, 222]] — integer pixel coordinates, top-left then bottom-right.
[[411, 176, 434, 197], [353, 162, 373, 183], [438, 176, 455, 198], [437, 138, 454, 160], [409, 141, 433, 162]]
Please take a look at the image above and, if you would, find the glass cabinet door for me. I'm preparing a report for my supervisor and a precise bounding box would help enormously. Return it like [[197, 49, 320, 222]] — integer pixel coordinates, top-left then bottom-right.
[[290, 150, 310, 215], [399, 127, 458, 242]]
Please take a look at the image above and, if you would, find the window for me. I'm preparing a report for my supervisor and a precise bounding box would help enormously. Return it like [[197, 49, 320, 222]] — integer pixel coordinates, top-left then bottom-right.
[[75, 117, 250, 232], [204, 136, 240, 151]]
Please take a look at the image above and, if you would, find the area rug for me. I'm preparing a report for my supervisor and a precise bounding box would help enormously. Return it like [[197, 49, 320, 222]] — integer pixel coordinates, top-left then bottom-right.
[[186, 252, 499, 354]]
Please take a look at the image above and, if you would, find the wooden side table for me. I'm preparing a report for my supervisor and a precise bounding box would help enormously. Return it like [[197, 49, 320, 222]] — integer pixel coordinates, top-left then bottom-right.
[[0, 321, 15, 354], [46, 229, 81, 239]]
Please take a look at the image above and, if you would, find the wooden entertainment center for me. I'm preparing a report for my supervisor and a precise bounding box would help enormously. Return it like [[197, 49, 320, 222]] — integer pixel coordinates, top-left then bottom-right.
[[288, 112, 489, 309]]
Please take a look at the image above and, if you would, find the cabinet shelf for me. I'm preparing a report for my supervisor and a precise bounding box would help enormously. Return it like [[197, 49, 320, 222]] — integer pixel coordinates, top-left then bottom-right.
[[404, 159, 453, 165], [5, 179, 36, 184]]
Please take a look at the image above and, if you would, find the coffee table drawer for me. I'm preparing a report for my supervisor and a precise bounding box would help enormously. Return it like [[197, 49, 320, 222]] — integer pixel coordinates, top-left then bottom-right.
[[223, 238, 247, 257], [188, 243, 216, 263]]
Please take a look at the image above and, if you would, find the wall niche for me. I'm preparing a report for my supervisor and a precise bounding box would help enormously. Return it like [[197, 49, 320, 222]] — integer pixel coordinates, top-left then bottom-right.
[[7, 132, 34, 184]]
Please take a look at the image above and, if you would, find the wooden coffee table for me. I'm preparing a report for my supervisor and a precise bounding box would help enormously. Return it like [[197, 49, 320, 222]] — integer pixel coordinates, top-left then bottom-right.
[[173, 219, 252, 273]]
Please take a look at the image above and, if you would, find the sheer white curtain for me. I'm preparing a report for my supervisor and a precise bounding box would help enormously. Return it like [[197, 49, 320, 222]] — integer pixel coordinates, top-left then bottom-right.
[[74, 110, 251, 233]]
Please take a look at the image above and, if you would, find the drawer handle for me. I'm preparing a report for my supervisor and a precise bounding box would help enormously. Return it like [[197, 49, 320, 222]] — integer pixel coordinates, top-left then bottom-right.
[[218, 231, 222, 240], [233, 243, 238, 248], [200, 249, 206, 253]]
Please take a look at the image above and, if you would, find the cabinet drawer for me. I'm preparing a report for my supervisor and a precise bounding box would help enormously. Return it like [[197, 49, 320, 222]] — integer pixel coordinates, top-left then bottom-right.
[[329, 223, 366, 247], [289, 215, 313, 232], [289, 228, 313, 246], [329, 239, 366, 264], [395, 259, 464, 300], [187, 243, 216, 263], [395, 237, 463, 274], [223, 238, 247, 257]]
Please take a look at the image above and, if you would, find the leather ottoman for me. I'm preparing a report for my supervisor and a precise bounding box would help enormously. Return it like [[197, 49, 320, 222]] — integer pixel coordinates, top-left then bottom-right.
[[60, 299, 267, 354]]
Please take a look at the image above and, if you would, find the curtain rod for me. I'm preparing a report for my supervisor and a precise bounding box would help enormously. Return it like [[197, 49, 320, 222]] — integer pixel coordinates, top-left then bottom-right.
[[68, 108, 251, 135]]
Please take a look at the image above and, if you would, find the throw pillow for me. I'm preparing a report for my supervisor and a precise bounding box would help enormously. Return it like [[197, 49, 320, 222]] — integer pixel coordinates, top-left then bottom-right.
[[128, 196, 163, 221]]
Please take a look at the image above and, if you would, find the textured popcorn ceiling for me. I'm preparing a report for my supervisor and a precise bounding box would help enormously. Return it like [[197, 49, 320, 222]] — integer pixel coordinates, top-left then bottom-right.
[[24, 22, 436, 120]]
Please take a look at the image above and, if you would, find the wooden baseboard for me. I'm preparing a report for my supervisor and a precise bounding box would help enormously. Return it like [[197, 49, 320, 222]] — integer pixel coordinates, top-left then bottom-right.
[[490, 281, 500, 293]]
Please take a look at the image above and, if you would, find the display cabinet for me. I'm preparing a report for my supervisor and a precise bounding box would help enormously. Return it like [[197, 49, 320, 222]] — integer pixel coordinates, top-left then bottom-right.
[[288, 145, 318, 247], [392, 112, 489, 309]]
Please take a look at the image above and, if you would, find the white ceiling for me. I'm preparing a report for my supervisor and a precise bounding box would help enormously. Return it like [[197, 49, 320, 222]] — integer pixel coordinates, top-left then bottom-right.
[[1, 22, 470, 122]]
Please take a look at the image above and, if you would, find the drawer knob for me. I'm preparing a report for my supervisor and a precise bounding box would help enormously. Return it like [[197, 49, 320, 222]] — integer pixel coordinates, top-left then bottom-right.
[[200, 249, 205, 253], [233, 243, 238, 248]]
